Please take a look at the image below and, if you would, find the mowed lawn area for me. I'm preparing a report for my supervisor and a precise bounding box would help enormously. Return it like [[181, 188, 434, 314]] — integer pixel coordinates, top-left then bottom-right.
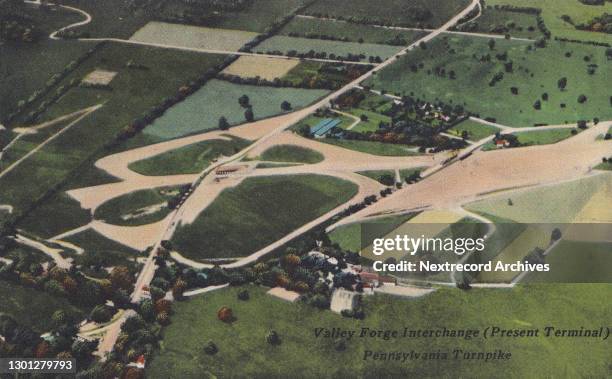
[[320, 138, 420, 156], [1, 43, 226, 235], [344, 108, 392, 133], [466, 174, 608, 223], [94, 186, 183, 226], [147, 284, 612, 378], [0, 280, 88, 333], [129, 136, 250, 176], [365, 35, 612, 126], [487, 0, 612, 44], [454, 7, 543, 39], [171, 175, 358, 260], [514, 128, 577, 145], [144, 79, 329, 140], [447, 119, 501, 141], [254, 36, 403, 61], [329, 214, 414, 252], [259, 145, 324, 164], [526, 240, 612, 283], [303, 0, 470, 28], [129, 22, 259, 51], [280, 16, 426, 45]]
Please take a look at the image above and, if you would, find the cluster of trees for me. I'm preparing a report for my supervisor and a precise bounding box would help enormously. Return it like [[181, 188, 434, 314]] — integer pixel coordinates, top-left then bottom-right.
[[218, 62, 370, 91], [0, 311, 97, 366], [328, 91, 468, 152], [262, 49, 382, 63], [302, 7, 435, 29], [578, 0, 607, 5], [575, 13, 612, 34], [554, 36, 610, 48], [285, 31, 411, 47], [0, 244, 135, 310]]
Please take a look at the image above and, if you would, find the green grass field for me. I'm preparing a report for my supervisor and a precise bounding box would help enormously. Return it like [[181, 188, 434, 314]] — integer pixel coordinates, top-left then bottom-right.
[[482, 128, 578, 150], [303, 0, 471, 28], [515, 128, 577, 145], [172, 175, 357, 260], [526, 241, 612, 283], [329, 214, 415, 252], [129, 136, 250, 176], [320, 138, 420, 156], [0, 3, 94, 120], [94, 186, 182, 226], [447, 119, 500, 141], [455, 7, 543, 39], [466, 174, 608, 223], [0, 280, 87, 333], [365, 35, 612, 126], [144, 79, 328, 140], [204, 0, 306, 33], [148, 284, 612, 378], [254, 36, 403, 61], [260, 145, 324, 164], [487, 0, 612, 44], [0, 43, 225, 229], [17, 193, 91, 239], [129, 22, 259, 51], [280, 17, 426, 45], [0, 114, 83, 171], [50, 0, 153, 39], [344, 108, 392, 133], [595, 161, 612, 171], [356, 170, 396, 184]]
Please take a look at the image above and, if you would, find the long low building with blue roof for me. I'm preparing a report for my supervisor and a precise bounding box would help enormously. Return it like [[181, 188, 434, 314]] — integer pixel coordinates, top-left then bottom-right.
[[310, 118, 342, 138]]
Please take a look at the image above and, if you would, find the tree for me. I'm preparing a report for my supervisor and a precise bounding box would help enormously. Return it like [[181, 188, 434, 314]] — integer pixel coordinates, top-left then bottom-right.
[[533, 100, 542, 110], [172, 278, 187, 299], [154, 299, 172, 314], [109, 266, 133, 291], [281, 101, 292, 111], [266, 330, 281, 345], [218, 116, 230, 130], [550, 228, 562, 243], [577, 94, 587, 104], [296, 123, 311, 137], [156, 311, 170, 326], [203, 340, 218, 355], [139, 299, 155, 322], [90, 305, 113, 324], [238, 94, 250, 108], [378, 174, 395, 186], [244, 108, 254, 122], [217, 306, 233, 322], [488, 38, 496, 50], [237, 289, 250, 301], [557, 77, 567, 91]]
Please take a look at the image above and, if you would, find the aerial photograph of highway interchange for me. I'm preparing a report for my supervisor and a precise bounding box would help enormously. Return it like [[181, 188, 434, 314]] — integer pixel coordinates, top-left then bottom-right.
[[0, 0, 611, 377]]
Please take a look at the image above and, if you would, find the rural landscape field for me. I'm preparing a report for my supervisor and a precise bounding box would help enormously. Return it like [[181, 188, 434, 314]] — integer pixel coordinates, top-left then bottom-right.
[[0, 0, 610, 377]]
